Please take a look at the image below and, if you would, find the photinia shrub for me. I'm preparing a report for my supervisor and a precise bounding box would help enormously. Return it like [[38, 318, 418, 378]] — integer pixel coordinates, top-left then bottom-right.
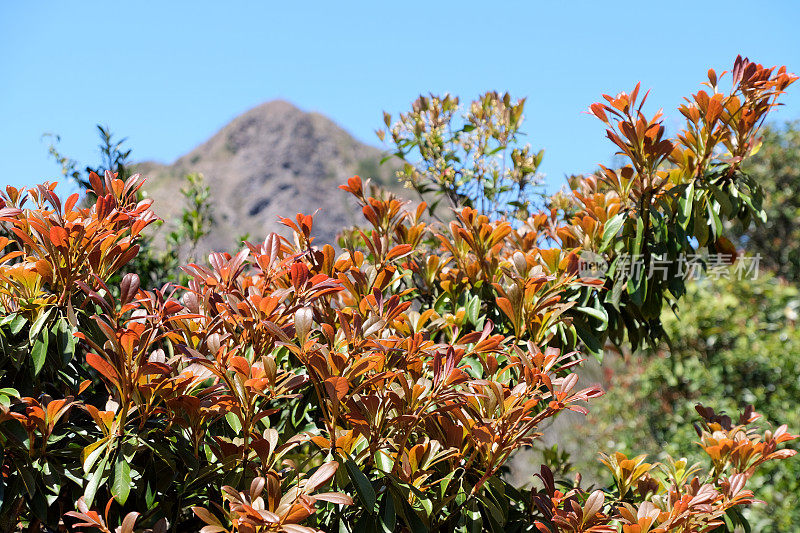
[[0, 56, 796, 532]]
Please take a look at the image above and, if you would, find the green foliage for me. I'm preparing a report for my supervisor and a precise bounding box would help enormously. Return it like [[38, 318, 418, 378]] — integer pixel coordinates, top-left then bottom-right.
[[582, 120, 800, 532], [588, 274, 800, 531], [737, 120, 800, 282]]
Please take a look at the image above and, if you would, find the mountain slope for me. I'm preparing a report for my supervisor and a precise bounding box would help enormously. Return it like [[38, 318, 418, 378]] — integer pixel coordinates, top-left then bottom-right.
[[137, 100, 400, 253]]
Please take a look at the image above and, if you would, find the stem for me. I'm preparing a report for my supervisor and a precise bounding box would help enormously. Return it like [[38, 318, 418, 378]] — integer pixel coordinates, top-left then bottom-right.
[[390, 394, 437, 475]]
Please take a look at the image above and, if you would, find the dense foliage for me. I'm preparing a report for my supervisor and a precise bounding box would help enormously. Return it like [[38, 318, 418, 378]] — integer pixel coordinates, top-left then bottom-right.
[[0, 56, 796, 532], [733, 121, 800, 281], [588, 275, 800, 531], [46, 125, 215, 288], [580, 121, 800, 532]]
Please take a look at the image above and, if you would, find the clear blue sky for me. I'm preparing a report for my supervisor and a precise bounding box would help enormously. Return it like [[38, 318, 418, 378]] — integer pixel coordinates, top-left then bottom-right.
[[2, 1, 799, 194]]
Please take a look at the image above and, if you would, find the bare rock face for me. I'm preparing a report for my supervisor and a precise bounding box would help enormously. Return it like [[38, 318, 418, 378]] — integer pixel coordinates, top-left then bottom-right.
[[137, 100, 400, 254]]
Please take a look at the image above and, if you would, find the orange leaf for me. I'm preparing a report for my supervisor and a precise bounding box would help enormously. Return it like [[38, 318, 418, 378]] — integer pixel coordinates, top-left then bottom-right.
[[590, 103, 608, 122], [496, 297, 515, 322], [323, 376, 349, 402], [386, 244, 413, 262], [86, 353, 119, 386]]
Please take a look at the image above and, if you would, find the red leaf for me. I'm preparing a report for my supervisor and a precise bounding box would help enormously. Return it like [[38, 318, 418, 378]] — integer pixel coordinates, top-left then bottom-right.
[[49, 226, 69, 248], [386, 244, 413, 262], [86, 353, 119, 386]]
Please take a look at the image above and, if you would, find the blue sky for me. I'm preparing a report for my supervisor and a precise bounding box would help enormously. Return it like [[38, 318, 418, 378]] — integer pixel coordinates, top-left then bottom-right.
[[2, 1, 799, 194]]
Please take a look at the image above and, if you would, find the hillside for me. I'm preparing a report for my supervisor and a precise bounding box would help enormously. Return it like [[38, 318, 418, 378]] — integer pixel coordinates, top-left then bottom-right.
[[137, 100, 401, 254]]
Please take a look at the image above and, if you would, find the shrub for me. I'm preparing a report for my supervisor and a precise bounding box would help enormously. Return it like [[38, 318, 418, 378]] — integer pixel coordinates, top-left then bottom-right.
[[586, 274, 800, 531], [573, 120, 800, 531], [0, 56, 796, 532]]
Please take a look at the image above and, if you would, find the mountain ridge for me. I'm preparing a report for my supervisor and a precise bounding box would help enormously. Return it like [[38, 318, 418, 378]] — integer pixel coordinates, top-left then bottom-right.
[[137, 99, 401, 254]]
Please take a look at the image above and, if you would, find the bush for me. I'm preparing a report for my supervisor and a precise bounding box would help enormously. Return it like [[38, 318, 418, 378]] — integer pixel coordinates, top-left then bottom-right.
[[0, 56, 796, 532], [588, 274, 800, 531], [580, 120, 800, 531]]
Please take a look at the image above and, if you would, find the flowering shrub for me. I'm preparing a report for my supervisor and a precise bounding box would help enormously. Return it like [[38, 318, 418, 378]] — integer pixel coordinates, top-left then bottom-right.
[[0, 56, 796, 532]]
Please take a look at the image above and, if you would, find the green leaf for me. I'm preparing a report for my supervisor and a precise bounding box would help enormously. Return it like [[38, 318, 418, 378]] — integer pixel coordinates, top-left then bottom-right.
[[600, 213, 625, 252], [693, 201, 710, 246], [83, 438, 111, 474], [0, 387, 19, 410], [54, 318, 76, 365], [85, 454, 109, 507], [145, 481, 156, 509], [344, 457, 376, 511], [682, 181, 695, 225], [401, 498, 428, 533], [439, 470, 457, 499], [17, 462, 37, 498], [30, 489, 48, 521], [31, 335, 49, 377], [574, 320, 603, 360], [466, 500, 483, 533], [706, 201, 723, 239], [477, 490, 505, 529], [418, 494, 433, 517], [9, 314, 27, 335], [373, 449, 393, 474], [609, 275, 624, 309], [710, 184, 733, 217], [633, 216, 644, 257], [353, 511, 378, 533], [379, 492, 396, 533], [112, 459, 131, 505], [28, 308, 52, 343], [466, 295, 480, 326], [627, 270, 646, 307], [576, 306, 608, 326], [433, 292, 451, 315], [225, 411, 242, 433], [0, 388, 19, 399]]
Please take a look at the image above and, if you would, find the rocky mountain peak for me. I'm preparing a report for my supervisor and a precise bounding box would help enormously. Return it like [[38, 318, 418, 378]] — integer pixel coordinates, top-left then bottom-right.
[[137, 100, 399, 253]]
